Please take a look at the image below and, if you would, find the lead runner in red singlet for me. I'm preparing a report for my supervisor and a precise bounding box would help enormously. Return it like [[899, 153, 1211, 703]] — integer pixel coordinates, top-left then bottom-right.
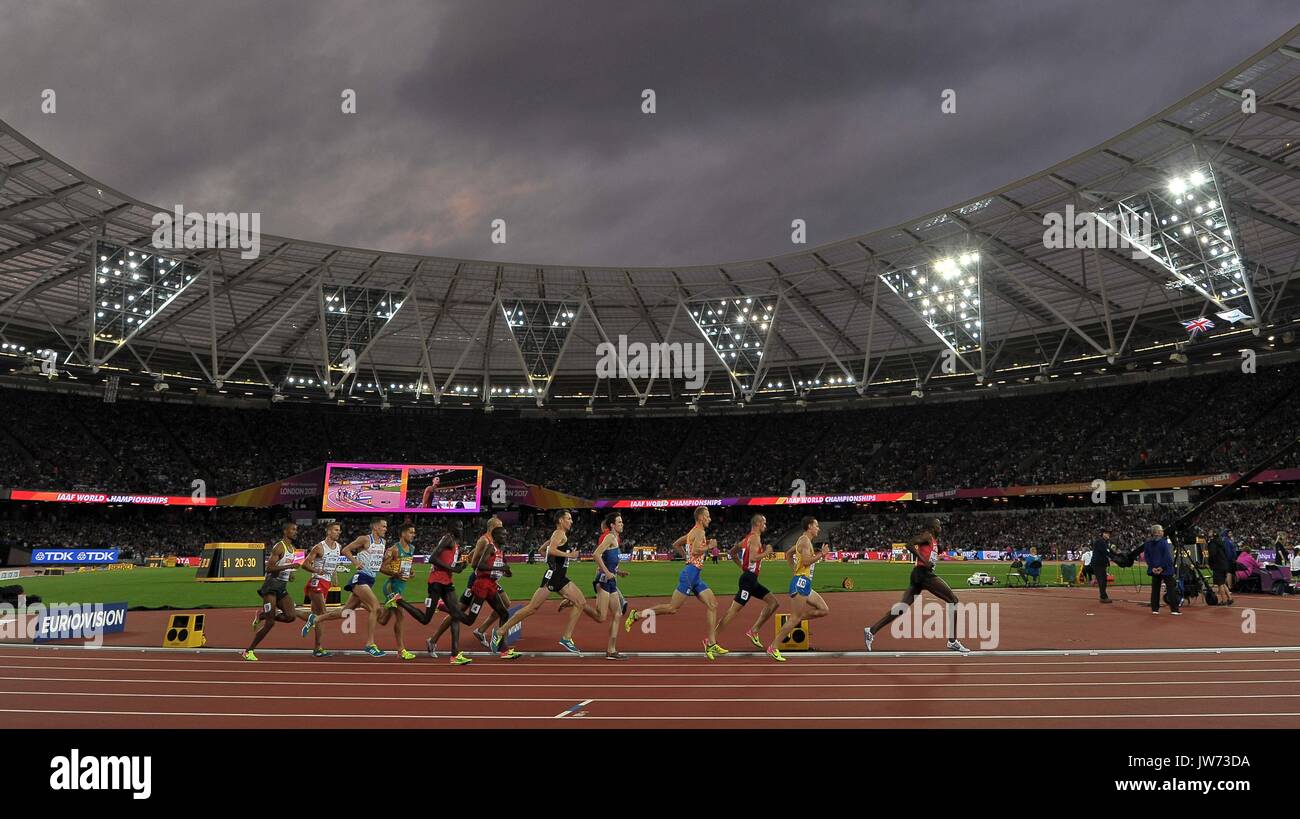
[[391, 521, 476, 664], [715, 514, 780, 649], [863, 517, 970, 653]]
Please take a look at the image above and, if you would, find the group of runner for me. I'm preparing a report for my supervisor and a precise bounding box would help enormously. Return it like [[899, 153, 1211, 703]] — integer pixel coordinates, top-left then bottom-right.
[[243, 507, 970, 662]]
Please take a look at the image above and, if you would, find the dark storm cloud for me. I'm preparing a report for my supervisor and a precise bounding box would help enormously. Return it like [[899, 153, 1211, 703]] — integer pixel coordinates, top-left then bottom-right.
[[0, 1, 1295, 267]]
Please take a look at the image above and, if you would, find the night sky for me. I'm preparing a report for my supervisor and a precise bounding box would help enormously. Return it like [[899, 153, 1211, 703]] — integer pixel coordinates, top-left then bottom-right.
[[2, 1, 1295, 266]]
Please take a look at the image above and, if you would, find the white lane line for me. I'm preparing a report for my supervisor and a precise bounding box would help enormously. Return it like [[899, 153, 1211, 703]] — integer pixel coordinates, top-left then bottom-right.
[[5, 653, 1300, 670], [4, 663, 1299, 679], [5, 690, 1300, 705], [1, 708, 1297, 723], [4, 643, 1300, 658], [3, 674, 1298, 689]]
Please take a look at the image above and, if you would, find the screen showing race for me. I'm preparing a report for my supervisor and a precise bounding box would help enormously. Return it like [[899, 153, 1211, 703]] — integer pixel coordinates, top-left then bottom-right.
[[322, 462, 482, 514]]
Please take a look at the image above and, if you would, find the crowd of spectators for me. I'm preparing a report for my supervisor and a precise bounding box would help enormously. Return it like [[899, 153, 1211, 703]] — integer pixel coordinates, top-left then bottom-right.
[[4, 358, 1299, 499], [2, 499, 1295, 566]]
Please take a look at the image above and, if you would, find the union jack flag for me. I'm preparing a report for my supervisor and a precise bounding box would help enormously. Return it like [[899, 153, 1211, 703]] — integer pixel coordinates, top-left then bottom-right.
[[1181, 317, 1215, 336]]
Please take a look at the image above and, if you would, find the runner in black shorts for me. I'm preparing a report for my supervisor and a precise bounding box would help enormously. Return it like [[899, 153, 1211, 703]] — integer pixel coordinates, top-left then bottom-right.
[[715, 514, 780, 649], [863, 518, 970, 653], [490, 510, 600, 656], [426, 517, 510, 650], [243, 522, 304, 661]]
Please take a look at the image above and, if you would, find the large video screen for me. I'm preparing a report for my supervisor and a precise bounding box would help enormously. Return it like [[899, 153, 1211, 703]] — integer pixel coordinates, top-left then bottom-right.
[[322, 463, 483, 514]]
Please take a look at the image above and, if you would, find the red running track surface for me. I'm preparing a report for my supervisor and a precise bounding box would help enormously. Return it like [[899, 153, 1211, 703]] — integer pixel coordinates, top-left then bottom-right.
[[2, 647, 1300, 729]]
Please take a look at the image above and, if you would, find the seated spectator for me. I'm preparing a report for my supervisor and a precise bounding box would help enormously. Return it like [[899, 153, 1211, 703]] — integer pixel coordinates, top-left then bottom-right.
[[1024, 548, 1043, 586], [1234, 546, 1259, 586]]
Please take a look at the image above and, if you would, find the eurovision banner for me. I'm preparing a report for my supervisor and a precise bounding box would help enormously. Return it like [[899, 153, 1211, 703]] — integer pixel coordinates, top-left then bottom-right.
[[218, 466, 326, 507]]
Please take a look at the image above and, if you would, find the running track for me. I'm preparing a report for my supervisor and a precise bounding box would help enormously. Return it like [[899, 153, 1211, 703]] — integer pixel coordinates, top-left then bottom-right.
[[3, 646, 1300, 728]]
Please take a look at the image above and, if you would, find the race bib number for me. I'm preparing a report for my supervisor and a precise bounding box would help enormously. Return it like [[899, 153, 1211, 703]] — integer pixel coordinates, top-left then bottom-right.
[[739, 590, 750, 602], [400, 558, 413, 577], [797, 577, 808, 590], [544, 569, 554, 580]]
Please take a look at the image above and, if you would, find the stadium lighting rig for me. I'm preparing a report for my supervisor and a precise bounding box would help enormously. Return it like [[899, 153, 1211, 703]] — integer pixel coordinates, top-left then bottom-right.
[[90, 241, 202, 362], [686, 295, 777, 399], [1104, 162, 1259, 324], [320, 285, 406, 396], [880, 251, 984, 377], [500, 298, 581, 404]]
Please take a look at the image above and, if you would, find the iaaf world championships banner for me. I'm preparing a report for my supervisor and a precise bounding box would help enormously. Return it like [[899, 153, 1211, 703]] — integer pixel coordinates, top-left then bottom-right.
[[7, 490, 215, 506]]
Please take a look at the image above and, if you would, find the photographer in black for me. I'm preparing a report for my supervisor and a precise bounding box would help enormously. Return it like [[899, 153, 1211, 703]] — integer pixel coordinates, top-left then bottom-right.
[[1090, 528, 1113, 603], [1206, 529, 1235, 605]]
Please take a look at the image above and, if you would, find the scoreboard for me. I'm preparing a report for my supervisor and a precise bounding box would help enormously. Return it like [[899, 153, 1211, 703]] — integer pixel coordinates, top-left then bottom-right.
[[195, 543, 264, 581]]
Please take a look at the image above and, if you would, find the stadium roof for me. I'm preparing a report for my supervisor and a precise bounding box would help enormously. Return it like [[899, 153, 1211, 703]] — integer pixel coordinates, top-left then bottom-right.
[[2, 24, 1300, 412]]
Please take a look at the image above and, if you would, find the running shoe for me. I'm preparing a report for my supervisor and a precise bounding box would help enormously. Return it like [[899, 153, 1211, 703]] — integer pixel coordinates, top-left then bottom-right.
[[312, 648, 331, 658], [490, 632, 502, 653], [559, 637, 582, 655], [242, 650, 258, 661], [1171, 611, 1182, 616], [765, 644, 786, 662], [425, 637, 438, 659], [745, 629, 763, 648], [623, 609, 638, 633], [705, 643, 718, 661], [300, 611, 317, 637], [399, 649, 417, 660], [604, 652, 627, 661], [451, 652, 473, 666], [365, 644, 386, 657], [499, 648, 522, 660], [711, 643, 729, 656], [251, 613, 261, 631], [947, 639, 971, 654], [384, 593, 401, 610], [473, 629, 490, 649], [863, 627, 875, 651]]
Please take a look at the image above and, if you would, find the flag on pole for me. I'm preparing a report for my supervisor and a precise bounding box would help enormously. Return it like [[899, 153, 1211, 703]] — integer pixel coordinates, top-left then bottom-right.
[[1181, 317, 1215, 336], [1216, 308, 1251, 324]]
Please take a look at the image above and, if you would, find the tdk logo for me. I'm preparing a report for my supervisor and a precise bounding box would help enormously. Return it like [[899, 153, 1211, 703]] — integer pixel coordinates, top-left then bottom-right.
[[32, 549, 117, 564], [50, 749, 151, 799]]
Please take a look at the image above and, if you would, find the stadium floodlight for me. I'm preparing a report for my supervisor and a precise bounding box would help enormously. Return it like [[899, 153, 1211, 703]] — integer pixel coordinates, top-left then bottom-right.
[[1104, 161, 1257, 324], [499, 299, 581, 397], [321, 285, 407, 384], [91, 241, 200, 348], [686, 294, 777, 386], [880, 252, 983, 374]]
